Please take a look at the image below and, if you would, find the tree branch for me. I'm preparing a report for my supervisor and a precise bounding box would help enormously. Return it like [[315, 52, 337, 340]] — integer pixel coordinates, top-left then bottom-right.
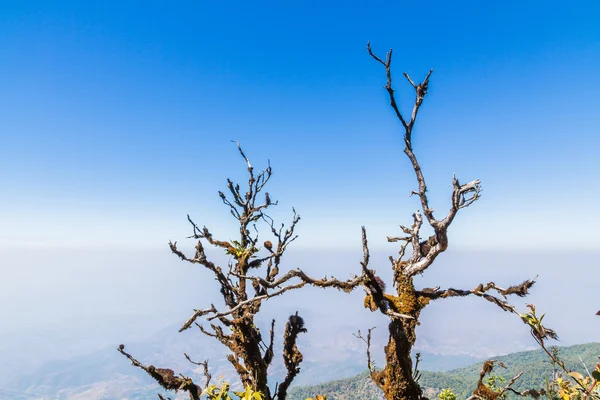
[[368, 41, 482, 280], [367, 42, 409, 130], [468, 359, 538, 400], [183, 353, 212, 390], [169, 239, 236, 308], [118, 345, 202, 400], [360, 226, 416, 320], [179, 305, 219, 332], [276, 312, 307, 400], [416, 278, 537, 313], [263, 319, 275, 366], [233, 267, 366, 294], [354, 327, 377, 374], [206, 281, 306, 321], [515, 303, 595, 396]]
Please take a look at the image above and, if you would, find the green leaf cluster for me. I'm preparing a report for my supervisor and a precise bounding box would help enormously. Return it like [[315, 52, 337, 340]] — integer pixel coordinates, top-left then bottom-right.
[[437, 388, 457, 400], [202, 381, 264, 400], [225, 240, 260, 259]]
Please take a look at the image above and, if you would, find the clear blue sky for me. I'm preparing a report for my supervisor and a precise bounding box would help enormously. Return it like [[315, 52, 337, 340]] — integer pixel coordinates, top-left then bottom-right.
[[2, 0, 599, 250], [1, 3, 599, 377]]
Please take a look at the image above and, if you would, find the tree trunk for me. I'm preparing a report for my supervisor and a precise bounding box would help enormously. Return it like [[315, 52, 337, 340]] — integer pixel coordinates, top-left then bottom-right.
[[375, 319, 423, 400], [227, 319, 272, 399], [370, 275, 425, 400]]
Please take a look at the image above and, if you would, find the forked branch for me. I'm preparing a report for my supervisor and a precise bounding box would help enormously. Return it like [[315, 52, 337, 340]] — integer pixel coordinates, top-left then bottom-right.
[[184, 353, 212, 389], [354, 327, 377, 375], [118, 345, 202, 400], [367, 42, 481, 279]]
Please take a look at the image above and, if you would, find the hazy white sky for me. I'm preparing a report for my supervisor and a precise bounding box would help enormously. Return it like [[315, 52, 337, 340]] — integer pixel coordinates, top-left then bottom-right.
[[1, 246, 597, 380]]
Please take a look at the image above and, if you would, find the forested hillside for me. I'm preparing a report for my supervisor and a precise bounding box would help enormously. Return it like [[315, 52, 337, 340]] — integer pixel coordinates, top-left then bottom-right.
[[288, 343, 600, 400]]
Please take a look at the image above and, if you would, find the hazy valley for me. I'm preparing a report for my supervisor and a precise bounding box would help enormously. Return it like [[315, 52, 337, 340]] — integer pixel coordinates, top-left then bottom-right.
[[2, 248, 598, 399]]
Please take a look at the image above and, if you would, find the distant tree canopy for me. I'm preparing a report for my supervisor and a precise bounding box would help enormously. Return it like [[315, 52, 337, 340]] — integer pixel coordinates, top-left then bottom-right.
[[287, 344, 600, 400]]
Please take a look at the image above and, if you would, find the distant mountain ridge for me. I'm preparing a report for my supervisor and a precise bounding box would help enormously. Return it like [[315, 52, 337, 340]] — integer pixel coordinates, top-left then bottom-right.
[[3, 319, 483, 400], [8, 338, 599, 399], [287, 342, 600, 400]]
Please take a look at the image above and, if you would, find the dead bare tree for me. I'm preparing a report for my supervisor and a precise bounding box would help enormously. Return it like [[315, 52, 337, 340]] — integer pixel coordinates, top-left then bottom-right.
[[357, 42, 538, 400], [119, 142, 366, 400]]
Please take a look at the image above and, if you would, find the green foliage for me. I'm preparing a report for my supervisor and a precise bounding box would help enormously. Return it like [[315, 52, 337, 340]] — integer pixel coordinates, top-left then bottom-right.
[[544, 368, 600, 400], [224, 240, 260, 259], [432, 343, 600, 399], [287, 370, 384, 400], [485, 374, 507, 397], [233, 386, 265, 400], [202, 380, 264, 400], [437, 388, 457, 400], [287, 343, 600, 400]]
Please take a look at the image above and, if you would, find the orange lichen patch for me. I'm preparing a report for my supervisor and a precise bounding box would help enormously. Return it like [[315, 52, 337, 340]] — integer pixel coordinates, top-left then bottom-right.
[[370, 370, 386, 390], [387, 274, 420, 315], [417, 295, 431, 308], [473, 383, 502, 400], [364, 294, 378, 311]]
